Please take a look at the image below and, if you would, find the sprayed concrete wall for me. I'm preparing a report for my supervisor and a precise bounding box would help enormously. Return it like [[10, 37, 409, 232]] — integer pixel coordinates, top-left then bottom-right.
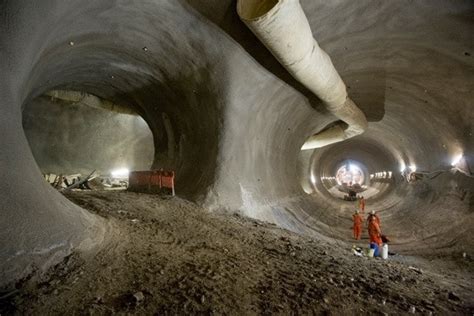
[[0, 0, 473, 288], [23, 97, 154, 175]]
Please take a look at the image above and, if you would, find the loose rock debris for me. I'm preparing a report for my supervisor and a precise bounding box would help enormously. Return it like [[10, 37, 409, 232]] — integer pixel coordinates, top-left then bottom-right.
[[43, 171, 128, 191], [1, 191, 472, 315]]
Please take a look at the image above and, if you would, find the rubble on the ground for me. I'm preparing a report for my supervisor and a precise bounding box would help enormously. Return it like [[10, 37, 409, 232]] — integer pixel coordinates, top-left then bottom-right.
[[42, 172, 128, 191]]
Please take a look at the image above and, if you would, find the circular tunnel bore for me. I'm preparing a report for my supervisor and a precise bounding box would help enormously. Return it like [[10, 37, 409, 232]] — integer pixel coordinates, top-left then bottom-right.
[[322, 160, 368, 200], [299, 128, 473, 258], [306, 138, 398, 203], [318, 157, 396, 201], [22, 91, 155, 189], [334, 162, 366, 186]]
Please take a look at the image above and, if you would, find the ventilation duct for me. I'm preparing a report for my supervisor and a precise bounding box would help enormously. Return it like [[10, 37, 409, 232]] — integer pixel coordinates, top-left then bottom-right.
[[237, 0, 368, 150]]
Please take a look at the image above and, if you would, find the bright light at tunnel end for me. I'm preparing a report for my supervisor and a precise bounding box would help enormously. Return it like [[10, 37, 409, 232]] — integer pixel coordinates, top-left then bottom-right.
[[451, 153, 463, 166], [399, 161, 406, 172], [111, 168, 130, 178], [335, 163, 364, 185], [399, 161, 417, 173]]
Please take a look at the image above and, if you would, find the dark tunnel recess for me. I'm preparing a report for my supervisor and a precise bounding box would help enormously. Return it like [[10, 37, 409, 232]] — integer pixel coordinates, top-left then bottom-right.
[[22, 90, 155, 189], [19, 30, 224, 198]]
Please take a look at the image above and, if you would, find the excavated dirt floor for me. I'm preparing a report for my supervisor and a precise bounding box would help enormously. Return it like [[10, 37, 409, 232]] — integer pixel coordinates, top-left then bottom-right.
[[1, 191, 473, 315]]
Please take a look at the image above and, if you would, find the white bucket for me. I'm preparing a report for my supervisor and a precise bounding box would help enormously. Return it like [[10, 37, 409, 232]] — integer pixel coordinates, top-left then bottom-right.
[[368, 249, 375, 257], [382, 244, 388, 259]]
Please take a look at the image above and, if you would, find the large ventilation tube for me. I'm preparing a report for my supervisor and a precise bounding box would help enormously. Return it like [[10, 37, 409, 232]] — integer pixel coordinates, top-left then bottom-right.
[[236, 0, 368, 150]]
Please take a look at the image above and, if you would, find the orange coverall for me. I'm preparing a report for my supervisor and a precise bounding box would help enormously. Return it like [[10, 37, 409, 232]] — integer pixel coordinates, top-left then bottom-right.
[[352, 213, 363, 240], [368, 217, 382, 246], [367, 214, 381, 228]]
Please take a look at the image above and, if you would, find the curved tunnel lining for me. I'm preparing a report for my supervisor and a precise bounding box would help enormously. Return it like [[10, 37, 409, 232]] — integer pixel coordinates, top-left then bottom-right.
[[22, 91, 156, 177]]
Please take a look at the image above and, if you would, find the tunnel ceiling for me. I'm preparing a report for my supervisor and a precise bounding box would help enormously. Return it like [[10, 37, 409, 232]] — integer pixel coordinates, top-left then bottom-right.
[[0, 0, 473, 288]]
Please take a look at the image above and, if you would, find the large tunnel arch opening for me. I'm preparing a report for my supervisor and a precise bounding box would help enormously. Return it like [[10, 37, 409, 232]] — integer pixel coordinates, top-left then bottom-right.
[[18, 28, 224, 199], [303, 137, 400, 203], [0, 0, 230, 288], [297, 116, 473, 257], [320, 159, 369, 201], [22, 91, 155, 186]]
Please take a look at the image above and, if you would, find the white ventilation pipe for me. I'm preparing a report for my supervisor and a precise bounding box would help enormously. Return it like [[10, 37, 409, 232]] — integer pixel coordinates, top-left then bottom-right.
[[46, 90, 136, 115], [237, 0, 368, 150]]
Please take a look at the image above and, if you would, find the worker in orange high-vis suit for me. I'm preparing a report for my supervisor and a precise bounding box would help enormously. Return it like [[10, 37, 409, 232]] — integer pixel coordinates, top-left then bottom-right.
[[352, 210, 363, 240], [368, 215, 382, 246], [358, 196, 366, 213], [367, 210, 381, 228]]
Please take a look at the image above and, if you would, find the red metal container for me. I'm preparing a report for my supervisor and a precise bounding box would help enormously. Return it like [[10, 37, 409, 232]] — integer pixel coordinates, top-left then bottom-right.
[[128, 170, 175, 196]]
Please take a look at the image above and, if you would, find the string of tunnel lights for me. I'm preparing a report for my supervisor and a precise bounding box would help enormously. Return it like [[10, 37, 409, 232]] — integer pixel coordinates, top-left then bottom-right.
[[320, 163, 393, 184], [398, 152, 473, 182], [321, 172, 394, 181], [370, 171, 393, 179], [319, 152, 471, 185]]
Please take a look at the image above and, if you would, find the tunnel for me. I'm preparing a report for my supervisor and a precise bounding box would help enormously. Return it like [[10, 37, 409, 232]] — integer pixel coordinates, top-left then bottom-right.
[[1, 0, 473, 314]]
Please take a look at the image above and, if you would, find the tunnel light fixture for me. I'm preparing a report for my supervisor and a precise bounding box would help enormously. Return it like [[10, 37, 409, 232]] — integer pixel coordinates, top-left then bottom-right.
[[451, 154, 463, 166], [111, 168, 130, 178], [400, 161, 406, 172], [409, 165, 417, 172], [388, 171, 392, 178]]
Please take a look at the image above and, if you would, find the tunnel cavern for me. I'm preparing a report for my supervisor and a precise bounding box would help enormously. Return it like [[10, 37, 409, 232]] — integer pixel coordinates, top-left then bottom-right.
[[0, 0, 473, 314]]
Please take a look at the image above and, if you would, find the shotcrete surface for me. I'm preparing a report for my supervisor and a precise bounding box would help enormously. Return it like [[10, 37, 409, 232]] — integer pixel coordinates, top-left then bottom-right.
[[0, 0, 473, 302], [23, 97, 154, 175]]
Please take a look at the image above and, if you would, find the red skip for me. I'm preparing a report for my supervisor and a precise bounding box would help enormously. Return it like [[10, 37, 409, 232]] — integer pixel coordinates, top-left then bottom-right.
[[128, 169, 175, 196]]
